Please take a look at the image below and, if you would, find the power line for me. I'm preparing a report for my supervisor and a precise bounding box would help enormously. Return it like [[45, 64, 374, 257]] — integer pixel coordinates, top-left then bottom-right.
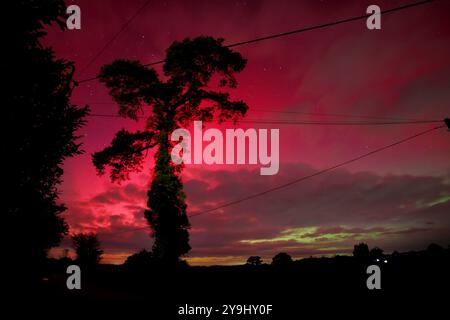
[[244, 109, 417, 121], [75, 0, 433, 84], [86, 113, 441, 125], [238, 119, 441, 126], [78, 0, 152, 76], [72, 101, 421, 121], [188, 124, 446, 217], [97, 124, 445, 234], [226, 0, 432, 48]]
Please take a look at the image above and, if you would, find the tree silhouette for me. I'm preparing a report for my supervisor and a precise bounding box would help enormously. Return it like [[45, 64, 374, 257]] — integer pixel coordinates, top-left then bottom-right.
[[426, 243, 445, 260], [271, 253, 293, 267], [353, 243, 370, 260], [4, 0, 88, 278], [124, 249, 155, 271], [427, 243, 444, 254], [369, 247, 384, 260], [93, 36, 248, 264], [246, 256, 263, 266], [71, 233, 104, 267]]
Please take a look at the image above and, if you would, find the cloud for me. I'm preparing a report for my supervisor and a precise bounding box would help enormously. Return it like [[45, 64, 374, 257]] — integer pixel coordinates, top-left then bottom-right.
[[181, 164, 450, 261], [62, 163, 450, 264], [52, 0, 450, 265]]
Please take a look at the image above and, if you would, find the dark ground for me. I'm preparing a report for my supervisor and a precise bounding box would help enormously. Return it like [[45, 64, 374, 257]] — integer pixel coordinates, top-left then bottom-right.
[[9, 250, 449, 318]]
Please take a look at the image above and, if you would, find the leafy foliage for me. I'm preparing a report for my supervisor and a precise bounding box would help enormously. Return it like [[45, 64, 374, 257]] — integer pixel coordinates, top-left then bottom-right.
[[271, 252, 293, 267], [124, 249, 155, 270], [4, 0, 88, 272], [369, 247, 384, 260], [93, 36, 248, 263], [353, 243, 370, 260], [247, 256, 263, 266], [71, 233, 104, 266], [93, 129, 156, 182]]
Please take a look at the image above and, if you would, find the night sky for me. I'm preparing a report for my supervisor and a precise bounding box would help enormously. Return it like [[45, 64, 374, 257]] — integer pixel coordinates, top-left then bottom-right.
[[45, 0, 450, 264]]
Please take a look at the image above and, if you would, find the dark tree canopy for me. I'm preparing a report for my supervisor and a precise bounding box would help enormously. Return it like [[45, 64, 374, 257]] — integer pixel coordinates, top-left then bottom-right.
[[124, 249, 155, 271], [247, 256, 263, 266], [369, 247, 384, 260], [93, 36, 248, 264], [93, 129, 156, 182], [4, 0, 88, 276], [72, 233, 104, 266], [271, 253, 293, 267], [353, 243, 370, 260]]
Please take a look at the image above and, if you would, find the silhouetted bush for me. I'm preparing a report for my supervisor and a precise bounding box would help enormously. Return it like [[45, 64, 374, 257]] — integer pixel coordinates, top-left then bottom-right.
[[124, 249, 155, 270], [370, 247, 384, 260], [427, 243, 444, 255]]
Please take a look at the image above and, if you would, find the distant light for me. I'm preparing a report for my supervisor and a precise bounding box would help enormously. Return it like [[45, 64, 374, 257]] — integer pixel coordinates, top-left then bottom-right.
[[384, 259, 388, 263], [376, 258, 379, 262]]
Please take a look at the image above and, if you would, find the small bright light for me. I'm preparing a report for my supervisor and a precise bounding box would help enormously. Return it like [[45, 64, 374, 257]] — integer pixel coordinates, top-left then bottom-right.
[[376, 259, 379, 262], [384, 260, 388, 263]]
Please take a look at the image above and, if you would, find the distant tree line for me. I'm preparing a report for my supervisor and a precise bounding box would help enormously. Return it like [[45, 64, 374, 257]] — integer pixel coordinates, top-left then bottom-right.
[[119, 242, 449, 270]]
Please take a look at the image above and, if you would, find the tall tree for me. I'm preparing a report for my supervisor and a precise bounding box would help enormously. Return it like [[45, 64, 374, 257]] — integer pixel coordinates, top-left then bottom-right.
[[72, 233, 104, 267], [353, 243, 370, 261], [93, 37, 248, 264], [4, 0, 88, 277]]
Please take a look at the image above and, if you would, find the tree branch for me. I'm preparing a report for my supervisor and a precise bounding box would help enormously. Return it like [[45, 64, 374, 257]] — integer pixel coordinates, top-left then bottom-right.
[[92, 129, 156, 182]]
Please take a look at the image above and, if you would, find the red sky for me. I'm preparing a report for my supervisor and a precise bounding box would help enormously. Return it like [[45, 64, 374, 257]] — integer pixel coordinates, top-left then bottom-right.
[[45, 0, 449, 265]]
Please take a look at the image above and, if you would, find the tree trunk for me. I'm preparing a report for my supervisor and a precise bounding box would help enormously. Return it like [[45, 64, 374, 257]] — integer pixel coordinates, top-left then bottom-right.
[[144, 125, 191, 264]]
